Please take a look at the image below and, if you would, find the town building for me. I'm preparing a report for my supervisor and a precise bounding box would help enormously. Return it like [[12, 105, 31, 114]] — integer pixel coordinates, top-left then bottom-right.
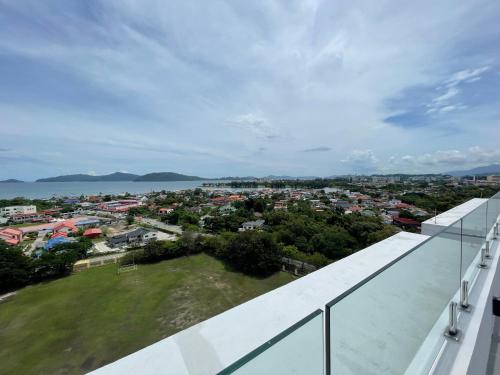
[[239, 219, 265, 232], [107, 228, 157, 248], [44, 236, 73, 250], [158, 207, 174, 215], [52, 221, 78, 234], [393, 216, 421, 230], [0, 227, 23, 245], [11, 213, 48, 224], [83, 228, 102, 239], [75, 219, 101, 228], [98, 200, 142, 212], [0, 205, 36, 218], [486, 175, 500, 183]]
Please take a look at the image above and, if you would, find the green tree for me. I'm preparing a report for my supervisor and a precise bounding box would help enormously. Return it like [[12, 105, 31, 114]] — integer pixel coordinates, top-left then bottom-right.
[[225, 231, 281, 276], [126, 214, 135, 226], [0, 241, 32, 293]]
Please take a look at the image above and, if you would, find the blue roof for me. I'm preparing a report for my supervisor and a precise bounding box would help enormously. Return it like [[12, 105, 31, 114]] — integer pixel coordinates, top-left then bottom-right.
[[75, 219, 100, 226], [44, 237, 71, 250], [64, 199, 80, 204]]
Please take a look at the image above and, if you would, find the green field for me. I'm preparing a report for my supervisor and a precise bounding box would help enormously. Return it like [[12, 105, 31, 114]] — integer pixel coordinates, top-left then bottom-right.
[[0, 254, 294, 374]]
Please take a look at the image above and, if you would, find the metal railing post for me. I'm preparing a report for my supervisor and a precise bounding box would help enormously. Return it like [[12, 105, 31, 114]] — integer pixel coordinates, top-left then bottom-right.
[[478, 247, 488, 268], [460, 280, 471, 311], [444, 302, 460, 340], [485, 240, 492, 259]]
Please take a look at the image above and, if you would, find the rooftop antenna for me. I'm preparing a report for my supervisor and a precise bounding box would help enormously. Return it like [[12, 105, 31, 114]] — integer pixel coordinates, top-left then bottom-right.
[[434, 208, 437, 224]]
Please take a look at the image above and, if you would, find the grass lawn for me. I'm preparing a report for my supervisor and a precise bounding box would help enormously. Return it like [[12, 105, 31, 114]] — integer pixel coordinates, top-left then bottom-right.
[[0, 254, 294, 374]]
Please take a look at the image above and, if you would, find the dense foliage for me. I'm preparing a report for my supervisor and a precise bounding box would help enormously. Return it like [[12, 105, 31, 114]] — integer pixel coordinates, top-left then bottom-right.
[[0, 238, 92, 294], [224, 231, 281, 276], [264, 202, 396, 260], [400, 186, 500, 212]]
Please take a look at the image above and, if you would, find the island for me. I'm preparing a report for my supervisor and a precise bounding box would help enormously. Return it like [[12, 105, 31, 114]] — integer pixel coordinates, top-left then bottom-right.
[[0, 179, 24, 183]]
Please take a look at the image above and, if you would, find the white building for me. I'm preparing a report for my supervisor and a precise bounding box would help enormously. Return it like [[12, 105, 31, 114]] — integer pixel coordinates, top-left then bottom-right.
[[486, 175, 500, 183], [0, 205, 36, 218]]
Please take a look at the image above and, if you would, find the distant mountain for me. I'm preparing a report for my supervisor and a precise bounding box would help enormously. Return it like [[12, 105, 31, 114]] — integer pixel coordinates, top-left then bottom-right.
[[216, 176, 258, 181], [97, 172, 139, 181], [36, 172, 138, 182], [0, 179, 24, 183], [134, 172, 203, 182], [445, 164, 500, 177]]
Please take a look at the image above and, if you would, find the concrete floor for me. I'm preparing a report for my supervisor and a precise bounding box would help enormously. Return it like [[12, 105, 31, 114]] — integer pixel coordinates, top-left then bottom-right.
[[486, 318, 500, 375]]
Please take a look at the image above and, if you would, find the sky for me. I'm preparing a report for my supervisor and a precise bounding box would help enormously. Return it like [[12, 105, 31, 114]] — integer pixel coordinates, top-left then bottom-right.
[[0, 0, 499, 180]]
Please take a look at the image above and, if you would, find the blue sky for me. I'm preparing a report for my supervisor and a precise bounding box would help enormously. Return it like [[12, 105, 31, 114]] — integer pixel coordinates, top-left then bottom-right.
[[0, 0, 499, 180]]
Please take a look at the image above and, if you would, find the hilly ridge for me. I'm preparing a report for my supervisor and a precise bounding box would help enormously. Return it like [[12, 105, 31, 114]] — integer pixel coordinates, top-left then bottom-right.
[[36, 172, 203, 182]]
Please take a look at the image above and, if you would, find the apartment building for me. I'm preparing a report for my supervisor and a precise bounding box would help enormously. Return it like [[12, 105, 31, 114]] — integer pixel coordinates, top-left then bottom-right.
[[0, 205, 36, 218]]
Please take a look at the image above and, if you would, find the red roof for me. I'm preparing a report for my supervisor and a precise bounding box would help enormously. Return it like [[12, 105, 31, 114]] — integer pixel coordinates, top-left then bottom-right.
[[53, 221, 78, 233], [394, 217, 420, 225], [1, 228, 23, 236], [83, 228, 102, 237], [4, 238, 19, 245], [51, 232, 68, 239], [0, 228, 22, 245]]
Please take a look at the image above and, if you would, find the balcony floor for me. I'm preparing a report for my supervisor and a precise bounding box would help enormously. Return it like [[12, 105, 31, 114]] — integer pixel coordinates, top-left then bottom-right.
[[486, 317, 500, 374]]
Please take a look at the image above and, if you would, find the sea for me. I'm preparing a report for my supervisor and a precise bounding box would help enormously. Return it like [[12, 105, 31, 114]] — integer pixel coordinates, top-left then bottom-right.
[[0, 181, 218, 199]]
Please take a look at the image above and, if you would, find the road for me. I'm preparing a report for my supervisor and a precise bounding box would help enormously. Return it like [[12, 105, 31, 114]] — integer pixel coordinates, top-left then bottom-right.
[[26, 232, 45, 255], [139, 218, 183, 235]]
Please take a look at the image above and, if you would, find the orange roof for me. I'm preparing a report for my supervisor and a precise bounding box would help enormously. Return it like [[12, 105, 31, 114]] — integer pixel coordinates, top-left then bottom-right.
[[83, 228, 102, 236], [53, 221, 78, 233], [3, 238, 19, 245], [51, 232, 68, 239], [1, 228, 23, 236]]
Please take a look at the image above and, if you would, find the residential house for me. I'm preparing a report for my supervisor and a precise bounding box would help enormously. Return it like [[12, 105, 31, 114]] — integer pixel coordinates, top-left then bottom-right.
[[239, 220, 265, 232], [53, 221, 78, 234], [83, 228, 102, 239], [273, 200, 288, 211], [158, 207, 174, 215], [0, 227, 23, 245], [393, 217, 421, 230], [107, 228, 157, 248]]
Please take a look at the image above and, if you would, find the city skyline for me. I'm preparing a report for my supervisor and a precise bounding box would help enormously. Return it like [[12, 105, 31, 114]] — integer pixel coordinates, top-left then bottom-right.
[[1, 1, 500, 180]]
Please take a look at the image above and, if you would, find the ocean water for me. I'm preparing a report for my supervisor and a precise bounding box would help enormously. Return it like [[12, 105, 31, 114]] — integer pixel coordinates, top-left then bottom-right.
[[0, 181, 216, 199]]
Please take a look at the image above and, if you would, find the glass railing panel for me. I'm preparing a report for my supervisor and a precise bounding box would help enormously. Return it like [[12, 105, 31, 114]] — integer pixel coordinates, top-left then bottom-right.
[[218, 309, 324, 375], [461, 202, 488, 283], [486, 200, 499, 239], [327, 222, 461, 375], [487, 195, 500, 238]]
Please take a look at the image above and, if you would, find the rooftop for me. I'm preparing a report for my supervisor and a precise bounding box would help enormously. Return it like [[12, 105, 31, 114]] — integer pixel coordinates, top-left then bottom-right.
[[90, 193, 500, 375]]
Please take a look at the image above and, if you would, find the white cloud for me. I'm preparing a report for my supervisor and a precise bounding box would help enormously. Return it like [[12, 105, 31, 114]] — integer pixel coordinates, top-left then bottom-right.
[[228, 113, 279, 139], [446, 66, 490, 86], [0, 1, 498, 178], [386, 146, 500, 173], [342, 149, 378, 164], [432, 86, 460, 105], [426, 66, 488, 114]]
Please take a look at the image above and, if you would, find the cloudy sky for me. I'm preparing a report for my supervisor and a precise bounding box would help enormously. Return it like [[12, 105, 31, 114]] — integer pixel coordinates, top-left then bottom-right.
[[0, 0, 499, 180]]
